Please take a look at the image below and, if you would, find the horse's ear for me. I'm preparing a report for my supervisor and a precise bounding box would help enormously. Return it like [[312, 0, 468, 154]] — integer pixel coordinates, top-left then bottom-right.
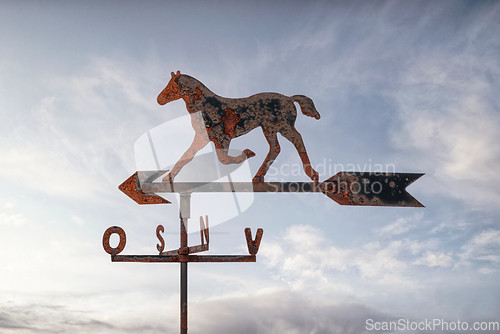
[[176, 70, 180, 75], [171, 72, 175, 78]]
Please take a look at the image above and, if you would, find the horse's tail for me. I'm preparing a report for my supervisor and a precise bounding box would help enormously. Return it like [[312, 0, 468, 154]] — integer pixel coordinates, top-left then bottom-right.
[[292, 95, 321, 120]]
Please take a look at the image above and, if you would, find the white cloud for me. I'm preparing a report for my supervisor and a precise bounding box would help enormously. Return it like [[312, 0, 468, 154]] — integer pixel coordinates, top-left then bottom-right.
[[413, 251, 453, 268], [0, 292, 175, 334], [0, 146, 101, 199], [475, 255, 500, 263], [71, 215, 85, 225], [459, 229, 500, 267], [478, 267, 498, 275], [261, 224, 419, 294], [373, 213, 423, 238], [0, 58, 165, 200], [0, 212, 28, 226], [429, 219, 470, 234], [391, 50, 500, 209], [375, 217, 412, 237], [402, 238, 440, 256]]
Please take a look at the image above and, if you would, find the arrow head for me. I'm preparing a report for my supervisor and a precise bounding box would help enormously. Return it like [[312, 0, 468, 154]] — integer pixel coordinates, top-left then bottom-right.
[[321, 172, 424, 207], [119, 172, 171, 205]]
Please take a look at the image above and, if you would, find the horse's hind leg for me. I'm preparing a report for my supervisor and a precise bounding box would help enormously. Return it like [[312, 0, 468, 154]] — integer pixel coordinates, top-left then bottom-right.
[[253, 130, 280, 182], [280, 127, 319, 182]]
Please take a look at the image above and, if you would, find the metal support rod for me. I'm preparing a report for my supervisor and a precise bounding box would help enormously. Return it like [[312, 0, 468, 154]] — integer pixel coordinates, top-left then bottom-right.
[[181, 262, 187, 334], [179, 193, 191, 334]]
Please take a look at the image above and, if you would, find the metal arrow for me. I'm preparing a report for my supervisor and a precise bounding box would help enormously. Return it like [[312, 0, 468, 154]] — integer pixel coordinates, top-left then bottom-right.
[[119, 171, 424, 207]]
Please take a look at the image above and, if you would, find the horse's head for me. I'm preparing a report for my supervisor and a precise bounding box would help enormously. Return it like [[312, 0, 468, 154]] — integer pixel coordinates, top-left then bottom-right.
[[157, 71, 183, 105]]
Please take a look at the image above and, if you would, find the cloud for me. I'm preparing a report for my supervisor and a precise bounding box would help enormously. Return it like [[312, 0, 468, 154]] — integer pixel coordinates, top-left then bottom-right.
[[373, 213, 423, 238], [230, 2, 500, 211], [71, 215, 85, 225], [0, 58, 165, 200], [4, 202, 16, 208], [0, 313, 30, 330], [0, 212, 28, 226], [413, 251, 453, 268], [0, 145, 102, 199], [0, 302, 122, 334], [261, 224, 420, 294], [190, 290, 396, 334], [0, 290, 396, 334], [403, 238, 440, 256], [390, 36, 500, 209], [478, 267, 498, 275], [459, 229, 500, 267], [0, 290, 180, 334]]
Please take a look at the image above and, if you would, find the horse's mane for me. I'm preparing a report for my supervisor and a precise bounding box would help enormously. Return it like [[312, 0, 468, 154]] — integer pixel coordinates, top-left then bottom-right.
[[180, 74, 213, 95]]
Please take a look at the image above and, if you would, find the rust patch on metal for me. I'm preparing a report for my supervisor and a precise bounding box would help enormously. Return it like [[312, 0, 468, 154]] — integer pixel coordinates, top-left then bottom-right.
[[119, 172, 170, 204], [222, 108, 241, 137], [192, 86, 203, 103], [157, 71, 320, 183]]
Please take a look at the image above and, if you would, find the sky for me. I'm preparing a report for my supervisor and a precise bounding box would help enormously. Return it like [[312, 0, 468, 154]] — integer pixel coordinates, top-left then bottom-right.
[[1, 0, 500, 333]]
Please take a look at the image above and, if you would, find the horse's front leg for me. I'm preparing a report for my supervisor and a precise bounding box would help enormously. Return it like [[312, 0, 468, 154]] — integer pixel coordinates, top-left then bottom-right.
[[163, 133, 210, 182], [213, 136, 255, 165]]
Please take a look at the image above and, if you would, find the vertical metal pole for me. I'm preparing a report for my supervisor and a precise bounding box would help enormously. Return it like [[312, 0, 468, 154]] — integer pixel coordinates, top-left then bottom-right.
[[180, 262, 187, 334], [179, 193, 191, 334]]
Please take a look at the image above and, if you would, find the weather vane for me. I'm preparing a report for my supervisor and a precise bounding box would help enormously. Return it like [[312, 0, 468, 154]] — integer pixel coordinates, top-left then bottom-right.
[[103, 71, 424, 334]]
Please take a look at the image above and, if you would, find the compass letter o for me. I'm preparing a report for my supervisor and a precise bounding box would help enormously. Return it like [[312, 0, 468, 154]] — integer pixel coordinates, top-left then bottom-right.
[[103, 226, 127, 256]]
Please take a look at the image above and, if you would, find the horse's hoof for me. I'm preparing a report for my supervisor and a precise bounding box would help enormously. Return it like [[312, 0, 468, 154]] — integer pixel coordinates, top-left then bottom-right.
[[252, 175, 265, 183], [243, 149, 256, 158], [162, 173, 174, 182], [311, 170, 319, 183]]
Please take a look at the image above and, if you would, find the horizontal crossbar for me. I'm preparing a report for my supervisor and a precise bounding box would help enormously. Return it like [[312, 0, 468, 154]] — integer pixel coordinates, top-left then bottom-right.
[[112, 254, 256, 263]]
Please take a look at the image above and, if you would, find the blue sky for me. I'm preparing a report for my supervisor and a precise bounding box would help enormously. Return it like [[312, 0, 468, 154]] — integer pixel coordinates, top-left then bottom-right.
[[1, 1, 500, 333]]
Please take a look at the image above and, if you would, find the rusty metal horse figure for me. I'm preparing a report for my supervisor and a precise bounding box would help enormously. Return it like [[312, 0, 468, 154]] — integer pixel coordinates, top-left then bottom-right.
[[157, 71, 320, 183]]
